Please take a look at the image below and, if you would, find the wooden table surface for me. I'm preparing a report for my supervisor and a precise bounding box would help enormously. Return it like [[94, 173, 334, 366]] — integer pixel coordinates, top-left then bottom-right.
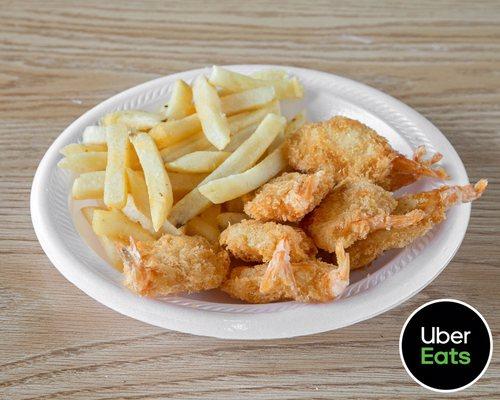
[[1, 1, 499, 398]]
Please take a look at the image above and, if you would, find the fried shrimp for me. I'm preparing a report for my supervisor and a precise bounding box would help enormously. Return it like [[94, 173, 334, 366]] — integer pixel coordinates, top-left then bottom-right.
[[349, 180, 488, 269], [219, 219, 317, 262], [303, 178, 425, 251], [244, 171, 334, 222], [286, 116, 448, 191], [221, 241, 350, 303], [117, 234, 230, 296]]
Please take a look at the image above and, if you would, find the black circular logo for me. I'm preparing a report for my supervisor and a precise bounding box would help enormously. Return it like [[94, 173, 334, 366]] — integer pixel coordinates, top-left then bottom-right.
[[400, 299, 492, 392]]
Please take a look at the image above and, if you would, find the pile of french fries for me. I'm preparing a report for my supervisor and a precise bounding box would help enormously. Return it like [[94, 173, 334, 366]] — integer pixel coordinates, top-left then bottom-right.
[[59, 66, 306, 270]]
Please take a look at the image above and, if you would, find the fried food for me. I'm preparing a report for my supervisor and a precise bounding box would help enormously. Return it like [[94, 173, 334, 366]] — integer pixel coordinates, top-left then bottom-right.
[[244, 171, 334, 222], [286, 116, 448, 191], [118, 234, 230, 296], [219, 219, 317, 262], [349, 180, 488, 269], [221, 241, 349, 303], [303, 178, 425, 251]]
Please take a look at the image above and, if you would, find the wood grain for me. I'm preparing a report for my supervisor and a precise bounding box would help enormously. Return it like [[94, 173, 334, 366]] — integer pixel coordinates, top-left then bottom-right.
[[1, 0, 499, 398]]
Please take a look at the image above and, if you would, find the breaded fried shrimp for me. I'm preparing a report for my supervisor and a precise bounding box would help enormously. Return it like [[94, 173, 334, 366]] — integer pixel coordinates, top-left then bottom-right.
[[303, 178, 423, 251], [244, 171, 334, 222], [219, 219, 317, 262], [286, 116, 447, 190], [349, 180, 488, 269], [221, 242, 350, 303], [117, 234, 230, 296]]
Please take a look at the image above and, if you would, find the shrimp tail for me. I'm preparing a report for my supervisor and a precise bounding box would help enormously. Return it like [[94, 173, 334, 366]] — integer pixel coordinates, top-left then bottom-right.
[[117, 237, 154, 295], [329, 243, 350, 298], [260, 238, 298, 296], [440, 179, 488, 208], [349, 209, 426, 239]]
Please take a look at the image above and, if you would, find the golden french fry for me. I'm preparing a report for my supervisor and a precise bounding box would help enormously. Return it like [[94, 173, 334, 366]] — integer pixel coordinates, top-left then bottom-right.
[[169, 172, 208, 196], [72, 171, 105, 200], [60, 143, 107, 156], [223, 197, 245, 213], [199, 145, 287, 203], [162, 219, 181, 236], [209, 66, 303, 99], [267, 110, 308, 153], [58, 152, 107, 173], [220, 86, 276, 116], [225, 123, 259, 152], [104, 124, 129, 209], [164, 79, 195, 120], [193, 75, 230, 150], [185, 216, 220, 243], [216, 212, 247, 229], [168, 113, 286, 226], [285, 110, 307, 136], [122, 194, 156, 233], [227, 100, 280, 133], [126, 168, 150, 217], [92, 209, 154, 242], [82, 126, 107, 144], [251, 69, 288, 81], [101, 110, 163, 131], [148, 113, 202, 149], [200, 204, 221, 226], [81, 207, 123, 270], [159, 131, 215, 163], [130, 132, 173, 231], [165, 151, 231, 173]]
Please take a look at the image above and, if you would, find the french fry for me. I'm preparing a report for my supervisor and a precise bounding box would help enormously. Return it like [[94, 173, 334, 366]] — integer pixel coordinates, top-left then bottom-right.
[[162, 219, 182, 236], [220, 86, 276, 116], [160, 131, 215, 163], [225, 122, 259, 152], [168, 113, 286, 226], [92, 209, 154, 242], [126, 168, 150, 217], [81, 207, 123, 270], [227, 100, 280, 133], [209, 66, 303, 99], [82, 126, 107, 144], [267, 110, 307, 153], [169, 172, 208, 195], [285, 110, 307, 136], [251, 69, 288, 81], [58, 152, 107, 173], [199, 145, 287, 203], [148, 113, 202, 149], [216, 212, 247, 230], [185, 216, 220, 243], [122, 194, 155, 233], [130, 132, 173, 231], [72, 171, 105, 200], [60, 143, 107, 156], [101, 110, 163, 131], [104, 124, 129, 209], [200, 204, 221, 226], [165, 151, 231, 173], [192, 75, 230, 150], [164, 79, 195, 120], [223, 197, 244, 213]]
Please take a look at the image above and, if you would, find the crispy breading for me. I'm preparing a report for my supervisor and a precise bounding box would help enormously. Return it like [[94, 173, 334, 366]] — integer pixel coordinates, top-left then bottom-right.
[[221, 241, 349, 303], [286, 116, 447, 190], [118, 234, 230, 296], [244, 171, 334, 222], [303, 178, 424, 250], [219, 219, 317, 262], [349, 180, 488, 269]]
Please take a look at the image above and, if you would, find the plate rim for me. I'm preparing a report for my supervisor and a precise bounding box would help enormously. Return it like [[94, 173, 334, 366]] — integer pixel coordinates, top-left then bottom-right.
[[31, 64, 471, 339]]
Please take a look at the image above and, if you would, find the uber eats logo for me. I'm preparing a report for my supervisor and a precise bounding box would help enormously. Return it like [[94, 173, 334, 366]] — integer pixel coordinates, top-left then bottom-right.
[[400, 299, 492, 393]]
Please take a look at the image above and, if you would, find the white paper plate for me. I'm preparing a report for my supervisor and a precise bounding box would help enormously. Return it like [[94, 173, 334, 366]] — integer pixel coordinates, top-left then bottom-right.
[[31, 65, 470, 339]]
